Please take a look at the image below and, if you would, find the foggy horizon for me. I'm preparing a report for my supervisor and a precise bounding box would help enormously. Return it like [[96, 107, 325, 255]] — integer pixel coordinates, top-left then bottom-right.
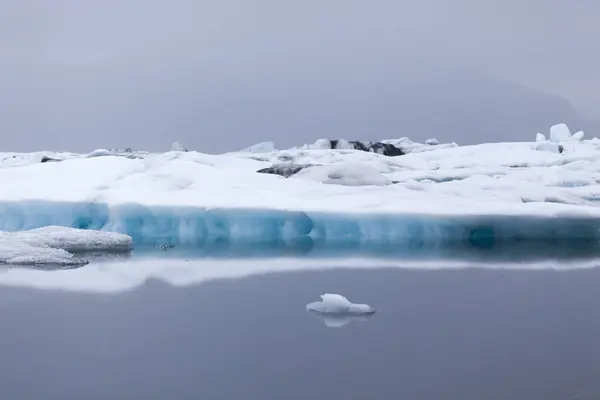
[[2, 0, 598, 153]]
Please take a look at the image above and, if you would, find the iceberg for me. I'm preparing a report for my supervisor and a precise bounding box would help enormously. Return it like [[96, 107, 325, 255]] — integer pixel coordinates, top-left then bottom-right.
[[306, 294, 376, 315], [0, 122, 599, 249], [534, 124, 587, 153], [0, 226, 132, 266], [550, 123, 572, 143]]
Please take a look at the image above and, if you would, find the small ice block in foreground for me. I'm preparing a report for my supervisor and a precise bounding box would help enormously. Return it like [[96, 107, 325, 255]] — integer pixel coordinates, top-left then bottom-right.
[[0, 226, 133, 266], [306, 293, 376, 315]]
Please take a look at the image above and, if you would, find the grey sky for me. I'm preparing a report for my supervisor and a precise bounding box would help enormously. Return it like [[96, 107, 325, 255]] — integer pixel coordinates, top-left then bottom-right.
[[1, 0, 599, 153]]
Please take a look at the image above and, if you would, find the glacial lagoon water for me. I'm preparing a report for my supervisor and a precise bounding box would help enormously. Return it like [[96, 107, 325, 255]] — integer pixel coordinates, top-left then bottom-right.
[[2, 250, 600, 399]]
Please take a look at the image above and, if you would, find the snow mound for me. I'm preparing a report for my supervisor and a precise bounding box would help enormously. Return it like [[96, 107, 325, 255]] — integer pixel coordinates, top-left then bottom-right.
[[306, 294, 375, 314], [293, 161, 391, 186], [0, 227, 133, 266], [87, 149, 113, 158]]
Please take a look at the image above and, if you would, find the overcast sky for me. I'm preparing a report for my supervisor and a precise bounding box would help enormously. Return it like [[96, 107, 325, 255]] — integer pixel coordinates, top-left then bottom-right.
[[1, 0, 598, 153]]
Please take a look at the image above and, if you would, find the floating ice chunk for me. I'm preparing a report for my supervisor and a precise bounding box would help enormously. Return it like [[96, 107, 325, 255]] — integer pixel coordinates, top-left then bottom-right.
[[550, 123, 571, 142], [536, 133, 546, 142], [241, 141, 276, 153], [87, 149, 113, 158], [572, 131, 584, 141], [294, 161, 391, 186], [171, 142, 188, 152], [313, 139, 333, 149], [425, 138, 439, 145], [14, 226, 133, 252], [306, 294, 375, 315], [0, 227, 133, 266]]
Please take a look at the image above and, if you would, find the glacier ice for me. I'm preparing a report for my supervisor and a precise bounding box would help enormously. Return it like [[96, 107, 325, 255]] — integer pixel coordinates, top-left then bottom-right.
[[0, 226, 132, 266], [171, 142, 188, 152], [572, 131, 585, 141], [0, 201, 599, 248], [306, 294, 375, 315], [550, 123, 572, 143], [87, 149, 114, 158], [544, 123, 584, 144], [0, 122, 600, 250], [240, 141, 276, 153]]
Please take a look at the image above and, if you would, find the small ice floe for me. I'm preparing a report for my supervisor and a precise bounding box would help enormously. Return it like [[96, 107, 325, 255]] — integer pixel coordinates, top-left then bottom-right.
[[306, 294, 376, 328], [306, 293, 375, 315], [0, 226, 133, 267]]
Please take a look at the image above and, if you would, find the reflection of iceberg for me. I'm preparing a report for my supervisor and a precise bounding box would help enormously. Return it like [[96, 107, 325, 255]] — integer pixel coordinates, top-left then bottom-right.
[[306, 294, 376, 328], [2, 257, 600, 293], [311, 312, 376, 328], [306, 293, 376, 314]]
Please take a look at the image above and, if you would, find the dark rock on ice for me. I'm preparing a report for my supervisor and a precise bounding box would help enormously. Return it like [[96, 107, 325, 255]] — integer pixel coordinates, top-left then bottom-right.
[[363, 142, 405, 156], [328, 140, 404, 157], [41, 156, 63, 163], [257, 163, 313, 178]]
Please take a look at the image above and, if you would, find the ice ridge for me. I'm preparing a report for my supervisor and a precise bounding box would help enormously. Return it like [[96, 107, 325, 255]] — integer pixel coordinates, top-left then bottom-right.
[[0, 201, 598, 249]]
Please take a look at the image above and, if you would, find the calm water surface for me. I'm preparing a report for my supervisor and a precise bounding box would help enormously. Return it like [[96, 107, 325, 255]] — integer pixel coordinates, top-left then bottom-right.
[[2, 264, 600, 399]]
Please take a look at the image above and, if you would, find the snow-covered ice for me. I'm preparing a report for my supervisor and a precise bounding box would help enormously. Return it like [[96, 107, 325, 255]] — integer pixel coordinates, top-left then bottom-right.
[[1, 123, 600, 247], [0, 226, 132, 266], [306, 293, 376, 314]]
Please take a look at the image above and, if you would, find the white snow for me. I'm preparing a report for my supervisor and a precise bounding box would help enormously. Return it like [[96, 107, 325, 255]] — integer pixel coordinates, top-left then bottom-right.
[[306, 293, 376, 314], [0, 123, 600, 246], [534, 141, 562, 154], [0, 226, 132, 266], [293, 161, 392, 186]]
